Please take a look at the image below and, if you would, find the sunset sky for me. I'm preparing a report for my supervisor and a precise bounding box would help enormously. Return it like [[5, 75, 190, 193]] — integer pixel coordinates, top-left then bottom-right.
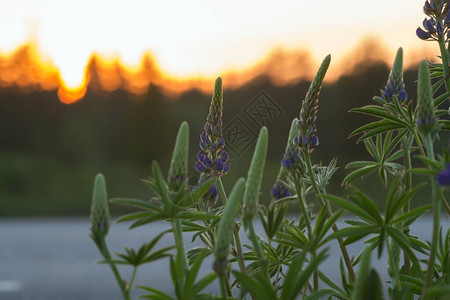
[[0, 0, 437, 97]]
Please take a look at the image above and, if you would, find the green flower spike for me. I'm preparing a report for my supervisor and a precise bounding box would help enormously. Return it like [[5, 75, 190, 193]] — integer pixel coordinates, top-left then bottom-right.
[[296, 54, 331, 154], [90, 173, 110, 240], [213, 177, 245, 274], [271, 118, 300, 200], [243, 127, 268, 222], [168, 121, 189, 190], [416, 60, 437, 135], [380, 47, 407, 103]]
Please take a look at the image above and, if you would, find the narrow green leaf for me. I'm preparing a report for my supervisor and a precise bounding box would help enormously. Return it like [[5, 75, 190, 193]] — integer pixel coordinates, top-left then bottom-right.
[[390, 205, 431, 225], [342, 165, 379, 185], [323, 194, 378, 223], [111, 198, 164, 212]]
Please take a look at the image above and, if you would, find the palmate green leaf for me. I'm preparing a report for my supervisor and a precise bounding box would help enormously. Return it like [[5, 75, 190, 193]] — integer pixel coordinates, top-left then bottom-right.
[[351, 105, 408, 126], [357, 124, 405, 143], [407, 168, 436, 175], [177, 210, 218, 221], [426, 286, 450, 300], [415, 155, 442, 170], [352, 242, 378, 266], [345, 161, 378, 169], [232, 270, 276, 300], [110, 197, 164, 213], [191, 273, 217, 297], [349, 120, 401, 139], [169, 256, 183, 298], [409, 235, 430, 255], [390, 204, 431, 226], [187, 247, 213, 266], [385, 183, 426, 224], [330, 226, 379, 246], [435, 90, 450, 106], [281, 248, 328, 300], [318, 209, 344, 245], [178, 177, 215, 208], [275, 223, 308, 249], [365, 136, 379, 159], [305, 289, 333, 300], [382, 131, 407, 162], [342, 164, 378, 185], [318, 271, 348, 298], [115, 211, 158, 224], [138, 286, 175, 300], [352, 247, 371, 300], [114, 232, 171, 266], [183, 249, 207, 297], [383, 176, 401, 223], [440, 119, 450, 131], [128, 214, 168, 229], [385, 226, 421, 271], [152, 161, 172, 210], [349, 188, 383, 225], [399, 274, 423, 295], [323, 194, 378, 224], [432, 77, 445, 94], [436, 109, 449, 116]]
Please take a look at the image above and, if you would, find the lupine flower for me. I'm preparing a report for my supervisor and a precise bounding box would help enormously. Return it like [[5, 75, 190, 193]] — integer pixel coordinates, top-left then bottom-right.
[[437, 164, 450, 185], [167, 122, 189, 190], [195, 77, 229, 177], [296, 55, 331, 154], [90, 174, 110, 239], [381, 48, 407, 102], [271, 182, 291, 200], [195, 77, 229, 203], [416, 60, 438, 135], [282, 145, 301, 170], [417, 0, 449, 41]]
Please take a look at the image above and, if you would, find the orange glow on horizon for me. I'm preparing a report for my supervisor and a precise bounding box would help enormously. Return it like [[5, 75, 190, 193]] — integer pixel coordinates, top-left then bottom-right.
[[0, 38, 439, 104]]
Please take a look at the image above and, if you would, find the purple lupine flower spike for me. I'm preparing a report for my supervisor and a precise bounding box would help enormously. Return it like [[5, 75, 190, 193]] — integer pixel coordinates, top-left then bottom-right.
[[271, 182, 292, 200], [195, 77, 230, 203], [380, 48, 407, 103], [417, 0, 449, 41]]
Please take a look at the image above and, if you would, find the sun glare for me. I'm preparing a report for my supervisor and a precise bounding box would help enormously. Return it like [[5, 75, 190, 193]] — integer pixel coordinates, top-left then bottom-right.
[[0, 0, 434, 103]]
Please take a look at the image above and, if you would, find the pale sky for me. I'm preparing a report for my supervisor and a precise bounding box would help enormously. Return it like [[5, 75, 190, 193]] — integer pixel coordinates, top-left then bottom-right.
[[0, 0, 430, 88]]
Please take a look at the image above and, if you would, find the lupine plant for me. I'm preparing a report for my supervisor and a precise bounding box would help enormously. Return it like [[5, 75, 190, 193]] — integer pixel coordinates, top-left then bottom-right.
[[90, 1, 450, 298]]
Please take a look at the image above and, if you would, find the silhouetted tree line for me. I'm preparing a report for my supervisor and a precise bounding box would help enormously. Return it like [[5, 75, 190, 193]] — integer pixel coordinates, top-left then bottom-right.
[[0, 61, 435, 215]]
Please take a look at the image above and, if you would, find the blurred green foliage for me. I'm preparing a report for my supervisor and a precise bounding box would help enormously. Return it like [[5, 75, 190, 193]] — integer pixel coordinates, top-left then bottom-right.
[[0, 60, 444, 215]]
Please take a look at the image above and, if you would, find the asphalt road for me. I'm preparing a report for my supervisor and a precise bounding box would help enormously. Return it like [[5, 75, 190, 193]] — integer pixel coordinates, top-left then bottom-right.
[[0, 215, 442, 300]]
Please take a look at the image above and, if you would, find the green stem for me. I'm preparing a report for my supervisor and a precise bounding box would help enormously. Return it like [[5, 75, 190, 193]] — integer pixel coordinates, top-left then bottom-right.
[[101, 239, 131, 300], [247, 221, 267, 274], [312, 251, 319, 292], [217, 177, 228, 205], [386, 236, 402, 291], [129, 266, 138, 290], [219, 274, 228, 300], [422, 133, 440, 300], [233, 223, 247, 274], [437, 20, 450, 93], [233, 224, 258, 300], [304, 154, 356, 282], [293, 172, 312, 236], [172, 218, 188, 281], [402, 137, 412, 273]]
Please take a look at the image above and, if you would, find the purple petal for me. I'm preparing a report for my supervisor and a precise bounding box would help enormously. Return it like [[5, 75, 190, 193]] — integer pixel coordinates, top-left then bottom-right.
[[195, 161, 207, 173], [416, 27, 432, 40]]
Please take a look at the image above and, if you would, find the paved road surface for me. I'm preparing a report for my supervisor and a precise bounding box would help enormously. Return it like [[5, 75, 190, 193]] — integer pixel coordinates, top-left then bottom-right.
[[0, 215, 443, 299]]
